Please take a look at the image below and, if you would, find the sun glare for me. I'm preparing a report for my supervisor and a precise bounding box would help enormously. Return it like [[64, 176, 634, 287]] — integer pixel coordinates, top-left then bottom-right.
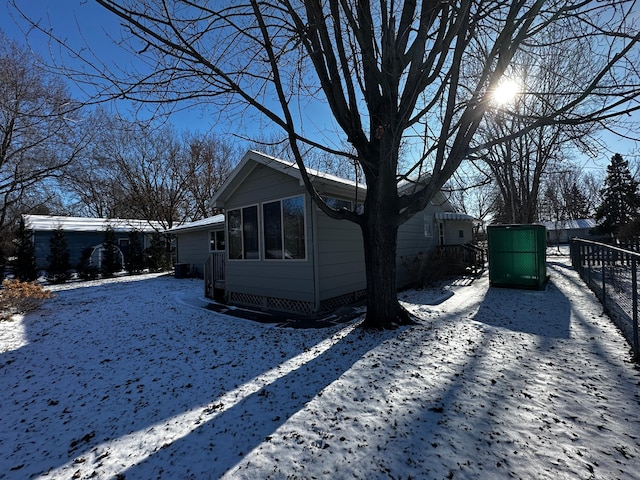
[[492, 79, 520, 105]]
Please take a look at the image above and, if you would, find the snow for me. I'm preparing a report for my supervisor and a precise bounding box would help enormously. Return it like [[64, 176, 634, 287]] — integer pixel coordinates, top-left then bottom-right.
[[1, 252, 639, 479], [23, 215, 164, 233]]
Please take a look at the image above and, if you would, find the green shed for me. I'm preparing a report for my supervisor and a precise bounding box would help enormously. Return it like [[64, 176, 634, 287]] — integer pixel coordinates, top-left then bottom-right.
[[487, 224, 547, 289]]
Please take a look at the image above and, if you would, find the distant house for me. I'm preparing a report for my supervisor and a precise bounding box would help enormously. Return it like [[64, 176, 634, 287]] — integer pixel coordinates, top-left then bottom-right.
[[170, 150, 477, 315], [23, 215, 164, 271], [541, 218, 598, 244]]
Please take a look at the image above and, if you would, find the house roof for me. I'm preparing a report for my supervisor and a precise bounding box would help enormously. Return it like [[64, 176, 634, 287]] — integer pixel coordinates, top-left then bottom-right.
[[541, 218, 597, 230], [210, 150, 366, 208], [209, 149, 465, 217], [23, 215, 165, 233], [165, 214, 225, 233], [435, 212, 477, 222]]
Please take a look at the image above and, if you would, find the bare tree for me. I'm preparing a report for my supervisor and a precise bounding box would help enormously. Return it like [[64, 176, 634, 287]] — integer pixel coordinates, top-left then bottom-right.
[[183, 132, 238, 219], [0, 31, 90, 238], [582, 170, 604, 216], [21, 1, 640, 328], [66, 113, 235, 226], [445, 166, 496, 225], [476, 27, 605, 224]]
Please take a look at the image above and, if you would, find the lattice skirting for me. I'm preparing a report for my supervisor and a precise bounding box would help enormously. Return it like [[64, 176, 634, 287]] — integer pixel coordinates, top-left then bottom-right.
[[227, 289, 367, 316], [319, 289, 367, 312], [227, 291, 314, 316]]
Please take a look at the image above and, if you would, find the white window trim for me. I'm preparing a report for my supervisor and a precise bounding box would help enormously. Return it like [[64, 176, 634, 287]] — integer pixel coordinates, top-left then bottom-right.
[[320, 196, 353, 211], [209, 229, 225, 253]]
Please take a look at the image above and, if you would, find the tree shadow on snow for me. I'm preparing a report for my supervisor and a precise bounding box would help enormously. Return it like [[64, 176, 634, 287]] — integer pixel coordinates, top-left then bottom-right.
[[0, 275, 388, 479], [472, 280, 571, 339], [118, 326, 397, 479]]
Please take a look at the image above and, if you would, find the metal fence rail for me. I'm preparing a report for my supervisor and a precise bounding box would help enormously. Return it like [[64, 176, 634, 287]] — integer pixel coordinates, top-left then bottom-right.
[[570, 239, 639, 361]]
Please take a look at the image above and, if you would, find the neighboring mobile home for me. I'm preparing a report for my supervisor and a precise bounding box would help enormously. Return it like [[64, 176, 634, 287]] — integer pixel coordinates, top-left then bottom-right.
[[541, 218, 598, 244], [171, 150, 477, 316], [24, 215, 164, 271]]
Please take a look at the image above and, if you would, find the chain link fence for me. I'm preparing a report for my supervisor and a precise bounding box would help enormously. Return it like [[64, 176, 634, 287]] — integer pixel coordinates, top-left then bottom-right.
[[569, 238, 640, 361]]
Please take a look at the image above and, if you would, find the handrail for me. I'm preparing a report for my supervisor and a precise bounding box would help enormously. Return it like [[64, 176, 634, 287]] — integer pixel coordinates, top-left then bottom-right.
[[571, 238, 640, 259]]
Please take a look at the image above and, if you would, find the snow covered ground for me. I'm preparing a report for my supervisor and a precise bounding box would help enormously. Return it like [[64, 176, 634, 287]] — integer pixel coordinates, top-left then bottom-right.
[[1, 251, 639, 479]]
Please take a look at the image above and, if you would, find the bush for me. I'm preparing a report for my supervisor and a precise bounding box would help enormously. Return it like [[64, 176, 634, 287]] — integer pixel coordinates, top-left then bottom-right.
[[145, 233, 170, 272], [46, 227, 71, 283], [125, 230, 145, 274], [0, 279, 54, 321], [13, 217, 38, 282], [77, 247, 99, 280], [101, 226, 121, 278]]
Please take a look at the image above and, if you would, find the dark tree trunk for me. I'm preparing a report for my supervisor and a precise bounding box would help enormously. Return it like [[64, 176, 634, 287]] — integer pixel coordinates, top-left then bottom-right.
[[359, 171, 415, 330]]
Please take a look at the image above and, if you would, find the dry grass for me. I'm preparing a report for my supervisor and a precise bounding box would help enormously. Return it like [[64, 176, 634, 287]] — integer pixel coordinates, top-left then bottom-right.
[[0, 279, 54, 321]]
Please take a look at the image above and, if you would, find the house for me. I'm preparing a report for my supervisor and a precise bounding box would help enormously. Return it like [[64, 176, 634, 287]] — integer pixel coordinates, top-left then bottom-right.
[[170, 150, 477, 315], [23, 215, 165, 271], [165, 214, 225, 278], [541, 218, 598, 244]]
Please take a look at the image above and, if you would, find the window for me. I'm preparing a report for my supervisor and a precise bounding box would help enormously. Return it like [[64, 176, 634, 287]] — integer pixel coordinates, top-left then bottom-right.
[[210, 230, 225, 251], [263, 201, 282, 258], [459, 229, 465, 239], [118, 238, 130, 257], [227, 206, 259, 259], [263, 195, 306, 260], [423, 213, 433, 238]]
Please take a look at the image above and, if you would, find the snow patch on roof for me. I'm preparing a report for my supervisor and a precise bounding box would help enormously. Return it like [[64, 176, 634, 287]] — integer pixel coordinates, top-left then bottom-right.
[[541, 218, 597, 230], [23, 215, 165, 233], [165, 214, 225, 233]]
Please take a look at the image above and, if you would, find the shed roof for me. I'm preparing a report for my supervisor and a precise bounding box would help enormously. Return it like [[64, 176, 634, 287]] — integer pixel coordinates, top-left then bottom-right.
[[435, 211, 477, 222], [165, 214, 225, 233], [541, 218, 597, 230], [23, 215, 165, 233]]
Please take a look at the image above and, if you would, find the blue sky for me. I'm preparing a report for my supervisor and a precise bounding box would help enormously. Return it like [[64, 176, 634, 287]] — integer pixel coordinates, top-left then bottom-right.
[[2, 1, 638, 173], [1, 0, 245, 136]]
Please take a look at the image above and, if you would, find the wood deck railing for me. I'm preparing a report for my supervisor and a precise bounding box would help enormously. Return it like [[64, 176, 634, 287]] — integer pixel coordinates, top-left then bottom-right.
[[204, 252, 225, 299]]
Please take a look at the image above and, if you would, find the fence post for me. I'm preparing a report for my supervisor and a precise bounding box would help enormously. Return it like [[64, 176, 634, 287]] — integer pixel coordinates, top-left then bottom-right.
[[602, 246, 607, 312], [633, 259, 639, 361], [586, 244, 591, 287]]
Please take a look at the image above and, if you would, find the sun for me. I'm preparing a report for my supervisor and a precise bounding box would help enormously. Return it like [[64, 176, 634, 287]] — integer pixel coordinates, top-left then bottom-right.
[[492, 79, 520, 105]]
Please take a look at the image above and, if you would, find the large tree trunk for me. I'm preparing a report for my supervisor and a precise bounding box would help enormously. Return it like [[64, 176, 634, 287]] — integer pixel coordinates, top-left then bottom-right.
[[359, 175, 414, 330]]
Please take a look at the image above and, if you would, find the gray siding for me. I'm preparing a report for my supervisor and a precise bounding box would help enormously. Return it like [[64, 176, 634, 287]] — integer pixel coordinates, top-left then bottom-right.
[[225, 261, 315, 302], [174, 229, 213, 276], [315, 207, 366, 300], [396, 205, 440, 287], [223, 164, 315, 303], [442, 220, 473, 245], [224, 163, 304, 210]]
